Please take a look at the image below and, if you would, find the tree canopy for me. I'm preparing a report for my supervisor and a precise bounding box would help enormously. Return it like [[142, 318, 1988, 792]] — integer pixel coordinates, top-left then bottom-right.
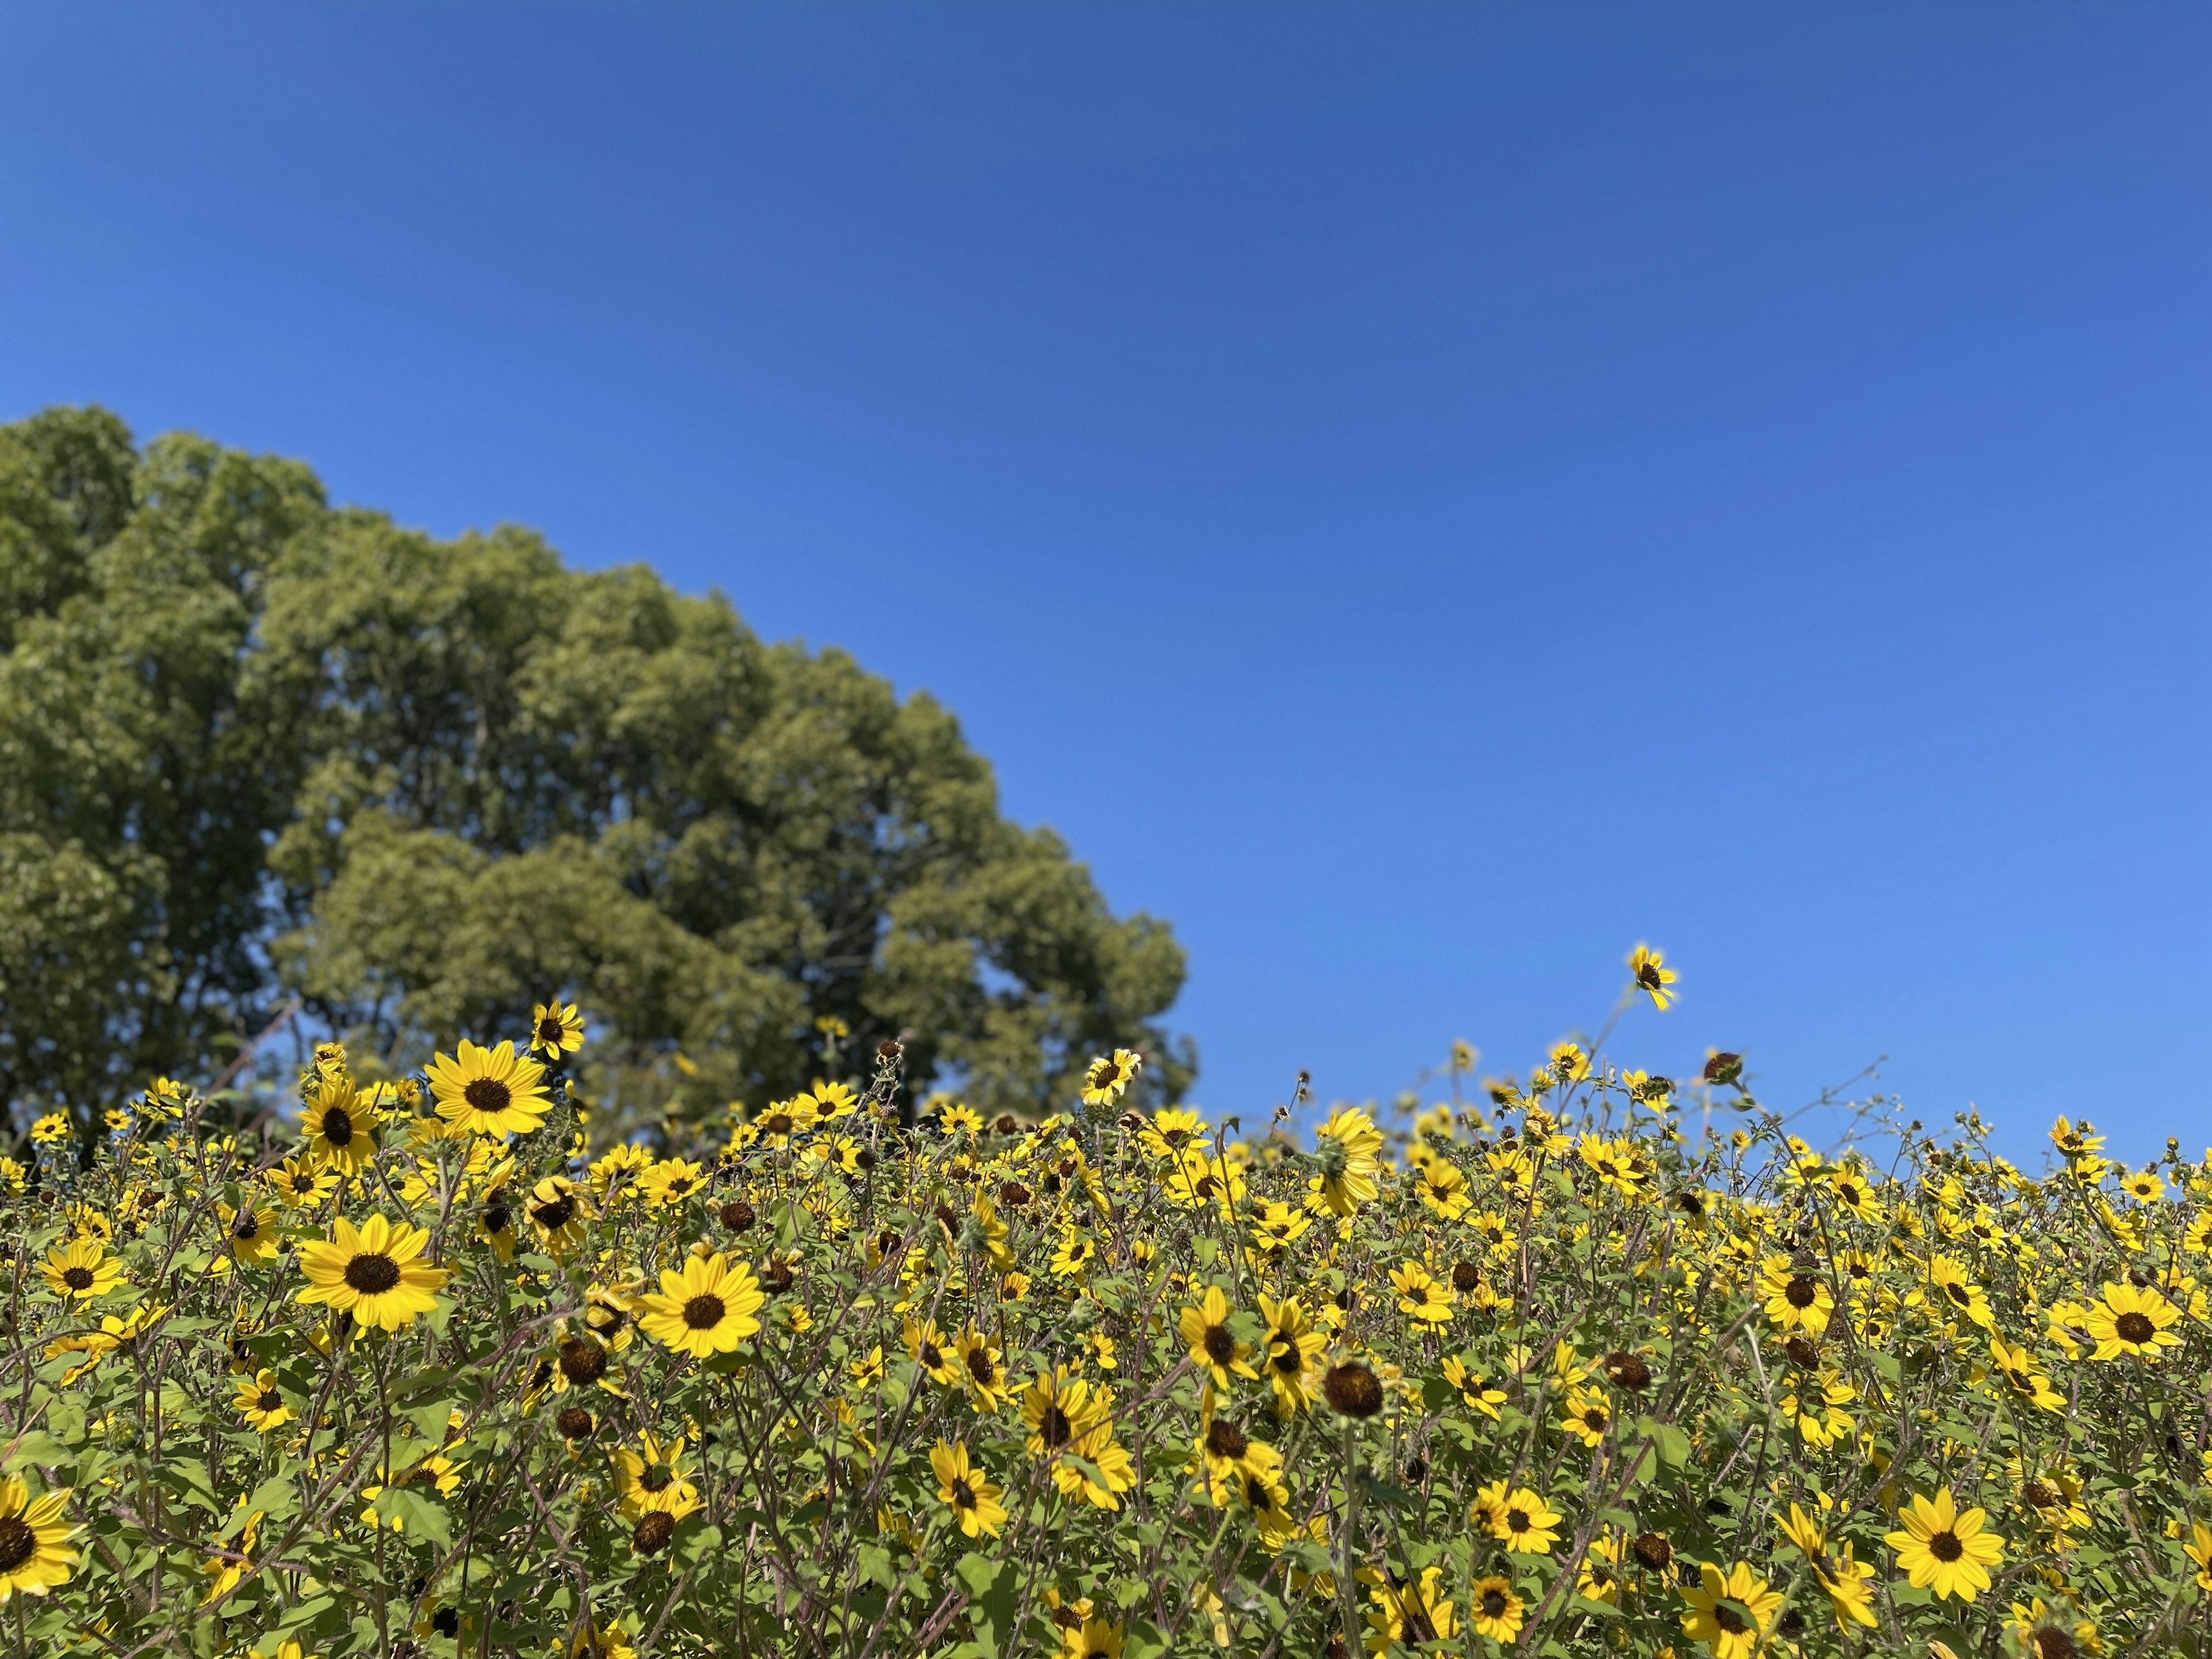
[[0, 406, 1189, 1132]]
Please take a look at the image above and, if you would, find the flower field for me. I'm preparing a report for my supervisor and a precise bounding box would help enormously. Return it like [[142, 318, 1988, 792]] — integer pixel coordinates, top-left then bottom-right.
[[3, 956, 2209, 1658]]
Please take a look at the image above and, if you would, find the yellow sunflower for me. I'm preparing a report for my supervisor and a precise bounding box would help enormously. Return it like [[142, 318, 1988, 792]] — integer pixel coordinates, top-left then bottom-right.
[[295, 1213, 450, 1331], [613, 1430, 699, 1518], [929, 1440, 1008, 1539], [233, 1370, 294, 1433], [2080, 1280, 2183, 1361], [1626, 942, 1677, 1009], [529, 1000, 585, 1060], [1312, 1106, 1384, 1215], [1758, 1255, 1835, 1335], [638, 1158, 707, 1209], [300, 1077, 376, 1173], [1475, 1480, 1562, 1554], [525, 1174, 594, 1256], [1925, 1254, 1997, 1331], [1389, 1260, 1456, 1328], [637, 1251, 763, 1359], [39, 1239, 124, 1303], [1364, 1563, 1457, 1652], [952, 1325, 1007, 1408], [1885, 1487, 2003, 1601], [268, 1154, 338, 1209], [427, 1039, 553, 1138], [219, 1200, 282, 1268], [1678, 1559, 1782, 1658], [1257, 1295, 1327, 1414], [1467, 1575, 1524, 1642], [0, 1475, 77, 1601], [903, 1317, 961, 1386], [1179, 1286, 1258, 1391], [1079, 1049, 1142, 1106]]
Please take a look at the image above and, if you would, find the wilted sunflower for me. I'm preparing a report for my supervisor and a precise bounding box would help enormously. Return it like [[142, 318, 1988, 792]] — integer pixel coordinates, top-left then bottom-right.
[[637, 1251, 763, 1359], [233, 1370, 294, 1433], [39, 1240, 124, 1303], [0, 1474, 77, 1601], [296, 1213, 450, 1331], [929, 1440, 1007, 1539], [428, 1040, 553, 1138], [300, 1077, 376, 1174], [528, 1000, 585, 1060], [1885, 1487, 2003, 1601]]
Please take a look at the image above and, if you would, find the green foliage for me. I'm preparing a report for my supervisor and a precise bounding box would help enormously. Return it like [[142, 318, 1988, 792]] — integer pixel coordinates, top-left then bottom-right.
[[0, 406, 1188, 1130]]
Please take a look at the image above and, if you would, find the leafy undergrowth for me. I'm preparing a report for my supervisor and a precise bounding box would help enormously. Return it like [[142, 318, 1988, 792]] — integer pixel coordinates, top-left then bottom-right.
[[3, 956, 2208, 1659]]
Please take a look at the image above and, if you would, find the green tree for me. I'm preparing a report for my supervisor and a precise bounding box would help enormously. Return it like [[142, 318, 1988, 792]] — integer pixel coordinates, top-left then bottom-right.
[[0, 406, 1189, 1134]]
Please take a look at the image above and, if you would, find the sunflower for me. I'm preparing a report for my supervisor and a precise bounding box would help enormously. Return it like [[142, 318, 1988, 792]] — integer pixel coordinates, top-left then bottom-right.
[[1179, 1286, 1259, 1391], [1363, 1563, 1457, 1652], [613, 1431, 699, 1518], [1811, 1542, 1879, 1631], [1885, 1487, 2003, 1601], [1987, 1338, 2066, 1411], [1781, 1374, 1855, 1449], [2118, 1165, 2164, 1203], [953, 1326, 1008, 1409], [1257, 1295, 1328, 1413], [1476, 1480, 1563, 1554], [1313, 1107, 1384, 1215], [219, 1200, 282, 1268], [1626, 943, 1677, 1009], [1825, 1168, 1884, 1224], [637, 1251, 763, 1359], [0, 1474, 77, 1601], [268, 1154, 338, 1209], [1677, 1559, 1782, 1659], [1021, 1368, 1136, 1508], [904, 1317, 961, 1387], [428, 1040, 553, 1138], [525, 1174, 594, 1256], [2184, 1520, 2212, 1592], [233, 1369, 294, 1433], [1410, 1154, 1471, 1219], [1467, 1575, 1524, 1641], [1249, 1200, 1310, 1256], [1758, 1255, 1834, 1335], [1050, 1229, 1099, 1280], [529, 1000, 585, 1060], [1440, 1355, 1506, 1419], [1578, 1135, 1645, 1196], [2080, 1279, 2183, 1361], [296, 1213, 450, 1331], [1059, 1619, 1123, 1659], [300, 1077, 376, 1174], [39, 1240, 124, 1303], [929, 1440, 1007, 1539], [1925, 1253, 1997, 1330], [1080, 1050, 1142, 1107], [639, 1158, 707, 1210], [1137, 1107, 1207, 1160], [1560, 1386, 1612, 1448], [1389, 1261, 1456, 1328]]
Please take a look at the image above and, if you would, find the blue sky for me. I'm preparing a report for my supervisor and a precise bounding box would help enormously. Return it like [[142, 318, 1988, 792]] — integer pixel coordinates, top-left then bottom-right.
[[3, 5, 2206, 1164]]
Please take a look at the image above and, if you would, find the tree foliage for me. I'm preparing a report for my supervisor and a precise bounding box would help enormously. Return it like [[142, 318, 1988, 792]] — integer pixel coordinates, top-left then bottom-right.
[[0, 406, 1188, 1129]]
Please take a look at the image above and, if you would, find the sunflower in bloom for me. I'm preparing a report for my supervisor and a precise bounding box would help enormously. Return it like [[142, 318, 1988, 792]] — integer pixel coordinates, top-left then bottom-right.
[[1678, 1560, 1782, 1658], [1059, 1618, 1123, 1659], [1080, 1049, 1141, 1107], [1412, 1153, 1472, 1219], [1986, 1338, 2066, 1411], [638, 1158, 707, 1210], [1136, 1107, 1207, 1161], [1758, 1255, 1834, 1335], [218, 1200, 282, 1270], [39, 1240, 124, 1303], [233, 1369, 294, 1433], [526, 1174, 594, 1256], [1626, 943, 1677, 1009], [1363, 1563, 1457, 1653], [1925, 1254, 1998, 1331], [269, 1154, 338, 1209], [1440, 1354, 1507, 1419], [296, 1213, 450, 1331], [2080, 1279, 2183, 1361], [1559, 1386, 1612, 1448], [1476, 1480, 1563, 1555], [929, 1440, 1007, 1539], [2118, 1165, 2164, 1203], [1312, 1106, 1384, 1216], [1050, 1229, 1100, 1280], [1547, 1041, 1590, 1085], [0, 1475, 77, 1602], [2183, 1521, 2212, 1592], [637, 1252, 763, 1359], [1577, 1135, 1644, 1196], [613, 1431, 699, 1518], [1885, 1487, 2004, 1601], [1781, 1373, 1855, 1449], [529, 1000, 585, 1060], [1467, 1575, 1524, 1642], [1020, 1369, 1135, 1509], [1257, 1295, 1328, 1413], [428, 1040, 553, 1138], [952, 1325, 1007, 1409], [300, 1077, 376, 1174], [1389, 1261, 1455, 1329], [904, 1317, 961, 1387], [1179, 1286, 1258, 1392]]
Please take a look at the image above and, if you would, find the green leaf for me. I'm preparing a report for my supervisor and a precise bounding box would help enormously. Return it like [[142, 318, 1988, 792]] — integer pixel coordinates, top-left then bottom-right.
[[3, 1432, 74, 1471]]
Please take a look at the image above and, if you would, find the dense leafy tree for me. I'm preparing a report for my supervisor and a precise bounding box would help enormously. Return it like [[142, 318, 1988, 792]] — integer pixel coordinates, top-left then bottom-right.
[[0, 406, 1188, 1132]]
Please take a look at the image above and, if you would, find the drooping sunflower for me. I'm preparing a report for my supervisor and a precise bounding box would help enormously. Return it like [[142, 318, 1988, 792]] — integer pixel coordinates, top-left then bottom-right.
[[233, 1370, 294, 1434], [2080, 1279, 2183, 1361], [1626, 943, 1677, 1009], [1677, 1559, 1782, 1659], [637, 1251, 763, 1359], [1080, 1049, 1142, 1107], [0, 1474, 77, 1601], [1179, 1286, 1258, 1392], [1467, 1575, 1524, 1642], [39, 1240, 124, 1303], [1389, 1261, 1456, 1328], [428, 1040, 553, 1138], [296, 1213, 450, 1331], [528, 1000, 585, 1061], [929, 1440, 1007, 1539], [300, 1077, 376, 1174], [1885, 1487, 2004, 1601]]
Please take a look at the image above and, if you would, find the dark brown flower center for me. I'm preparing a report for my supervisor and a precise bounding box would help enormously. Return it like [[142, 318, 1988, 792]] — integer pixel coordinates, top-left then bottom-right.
[[557, 1407, 594, 1438], [559, 1338, 607, 1384], [1603, 1351, 1650, 1389], [920, 1343, 944, 1370], [1508, 1510, 1529, 1533], [1785, 1275, 1818, 1308], [764, 1113, 794, 1135], [1713, 1603, 1749, 1634], [343, 1253, 402, 1294], [1943, 1280, 1973, 1307], [950, 1478, 976, 1509], [1322, 1362, 1382, 1418], [256, 1390, 283, 1412], [537, 1017, 566, 1045], [1205, 1419, 1248, 1460], [62, 1266, 95, 1291], [632, 1510, 675, 1554], [2115, 1311, 2155, 1344], [1452, 1262, 1481, 1291], [233, 1214, 260, 1240], [1928, 1528, 1964, 1562], [1039, 1406, 1073, 1448], [683, 1294, 726, 1330], [463, 1077, 512, 1114], [532, 1195, 577, 1230], [2022, 1480, 2056, 1508], [1202, 1325, 1236, 1364], [967, 1346, 995, 1385], [321, 1107, 354, 1147], [2031, 1626, 2080, 1659], [1633, 1532, 1672, 1571], [1480, 1589, 1507, 1618], [1092, 1060, 1122, 1088], [483, 1203, 511, 1234], [0, 1517, 36, 1572]]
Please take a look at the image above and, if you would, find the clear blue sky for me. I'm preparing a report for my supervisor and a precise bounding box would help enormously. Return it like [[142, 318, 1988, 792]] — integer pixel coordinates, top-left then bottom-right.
[[4, 5, 2206, 1164]]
